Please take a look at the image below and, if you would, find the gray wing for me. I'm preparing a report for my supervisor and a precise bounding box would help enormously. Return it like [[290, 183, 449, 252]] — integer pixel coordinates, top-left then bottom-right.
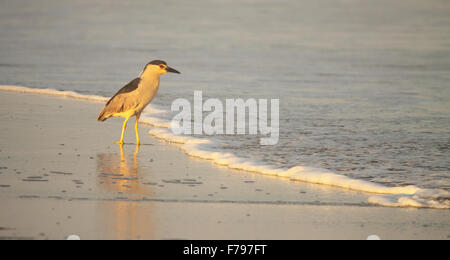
[[97, 78, 141, 121], [106, 78, 141, 106]]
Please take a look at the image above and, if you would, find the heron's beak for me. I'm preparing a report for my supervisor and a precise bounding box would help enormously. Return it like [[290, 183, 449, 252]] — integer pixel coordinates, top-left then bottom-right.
[[166, 66, 181, 74]]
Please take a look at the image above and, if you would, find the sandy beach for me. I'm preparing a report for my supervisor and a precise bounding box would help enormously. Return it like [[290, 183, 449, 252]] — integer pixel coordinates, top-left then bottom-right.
[[0, 90, 448, 240]]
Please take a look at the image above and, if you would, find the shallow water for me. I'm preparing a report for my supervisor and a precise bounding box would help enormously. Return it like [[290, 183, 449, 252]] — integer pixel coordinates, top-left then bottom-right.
[[0, 0, 449, 193]]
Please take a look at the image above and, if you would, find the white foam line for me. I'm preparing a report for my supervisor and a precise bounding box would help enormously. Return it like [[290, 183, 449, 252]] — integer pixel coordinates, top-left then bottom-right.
[[368, 191, 450, 209], [148, 129, 414, 194], [0, 85, 108, 102], [2, 85, 449, 209], [148, 128, 450, 209], [0, 85, 167, 114], [140, 114, 172, 128]]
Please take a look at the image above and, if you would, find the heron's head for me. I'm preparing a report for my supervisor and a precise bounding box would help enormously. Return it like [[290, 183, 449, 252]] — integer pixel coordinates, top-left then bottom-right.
[[140, 60, 180, 78]]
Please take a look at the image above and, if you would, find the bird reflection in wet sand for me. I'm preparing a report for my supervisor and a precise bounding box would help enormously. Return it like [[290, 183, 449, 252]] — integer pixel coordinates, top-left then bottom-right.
[[96, 144, 154, 239]]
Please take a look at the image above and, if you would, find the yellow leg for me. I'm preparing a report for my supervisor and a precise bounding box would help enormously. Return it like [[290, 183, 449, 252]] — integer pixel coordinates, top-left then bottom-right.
[[117, 117, 130, 145], [135, 113, 141, 145]]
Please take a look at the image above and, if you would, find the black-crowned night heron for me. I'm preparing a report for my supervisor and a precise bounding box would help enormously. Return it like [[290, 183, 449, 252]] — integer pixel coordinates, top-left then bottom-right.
[[97, 60, 180, 145]]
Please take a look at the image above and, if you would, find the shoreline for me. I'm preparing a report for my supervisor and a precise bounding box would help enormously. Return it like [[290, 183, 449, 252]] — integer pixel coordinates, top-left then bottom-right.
[[0, 89, 449, 239], [1, 85, 449, 209]]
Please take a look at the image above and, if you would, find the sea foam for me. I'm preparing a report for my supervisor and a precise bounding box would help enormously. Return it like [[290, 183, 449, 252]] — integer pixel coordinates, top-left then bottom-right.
[[0, 85, 167, 115], [1, 85, 448, 209], [146, 127, 449, 209]]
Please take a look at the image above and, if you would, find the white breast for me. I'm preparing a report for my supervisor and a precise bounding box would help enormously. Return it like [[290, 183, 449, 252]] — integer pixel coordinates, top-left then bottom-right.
[[135, 76, 160, 114]]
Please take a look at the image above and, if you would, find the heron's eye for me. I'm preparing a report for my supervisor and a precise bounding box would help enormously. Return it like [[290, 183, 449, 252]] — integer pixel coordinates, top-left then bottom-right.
[[159, 65, 165, 69]]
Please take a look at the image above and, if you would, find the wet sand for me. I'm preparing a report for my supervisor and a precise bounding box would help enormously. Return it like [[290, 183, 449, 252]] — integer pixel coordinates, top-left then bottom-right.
[[0, 90, 449, 240]]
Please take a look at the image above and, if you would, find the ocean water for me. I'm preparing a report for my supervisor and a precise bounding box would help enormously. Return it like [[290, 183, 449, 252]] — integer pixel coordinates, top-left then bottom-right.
[[0, 0, 449, 207]]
